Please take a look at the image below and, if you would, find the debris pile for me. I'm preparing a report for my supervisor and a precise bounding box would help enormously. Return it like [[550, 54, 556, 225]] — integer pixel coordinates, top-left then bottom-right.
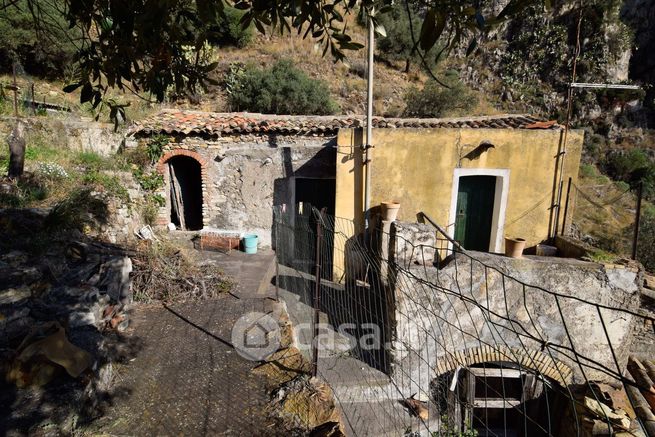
[[0, 239, 136, 433], [559, 382, 647, 436], [271, 375, 345, 436], [130, 239, 232, 302]]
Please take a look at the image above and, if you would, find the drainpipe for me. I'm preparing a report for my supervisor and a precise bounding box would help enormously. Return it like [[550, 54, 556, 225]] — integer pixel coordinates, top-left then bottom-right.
[[364, 14, 374, 243]]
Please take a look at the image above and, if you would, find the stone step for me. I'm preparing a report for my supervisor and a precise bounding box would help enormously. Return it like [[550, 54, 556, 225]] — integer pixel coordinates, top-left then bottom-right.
[[335, 398, 440, 437]]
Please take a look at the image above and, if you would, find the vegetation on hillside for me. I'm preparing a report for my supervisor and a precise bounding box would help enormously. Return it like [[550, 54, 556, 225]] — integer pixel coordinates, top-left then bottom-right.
[[404, 74, 477, 118], [0, 0, 80, 79], [226, 60, 338, 115]]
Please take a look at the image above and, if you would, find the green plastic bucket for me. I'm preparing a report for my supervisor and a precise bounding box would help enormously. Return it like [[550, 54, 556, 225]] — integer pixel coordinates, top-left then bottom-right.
[[242, 234, 258, 254]]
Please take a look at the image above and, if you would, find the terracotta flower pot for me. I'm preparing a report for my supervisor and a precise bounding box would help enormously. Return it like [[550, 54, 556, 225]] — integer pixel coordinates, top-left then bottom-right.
[[505, 237, 526, 258], [381, 202, 401, 222]]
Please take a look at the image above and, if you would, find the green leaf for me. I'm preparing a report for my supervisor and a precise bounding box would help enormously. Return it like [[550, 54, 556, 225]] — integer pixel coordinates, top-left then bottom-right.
[[340, 41, 364, 50], [80, 83, 93, 103], [63, 83, 81, 93]]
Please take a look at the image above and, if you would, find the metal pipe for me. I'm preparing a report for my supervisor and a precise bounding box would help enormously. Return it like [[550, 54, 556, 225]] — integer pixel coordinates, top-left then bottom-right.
[[419, 211, 465, 252], [364, 15, 374, 239], [554, 179, 564, 237], [561, 177, 573, 237], [570, 83, 642, 90], [553, 10, 582, 239], [311, 209, 323, 377], [632, 182, 644, 260]]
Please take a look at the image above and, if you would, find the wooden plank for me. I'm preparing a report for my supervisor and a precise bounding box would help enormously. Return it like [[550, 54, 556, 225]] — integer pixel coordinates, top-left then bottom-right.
[[643, 360, 655, 384], [469, 368, 523, 378], [627, 356, 655, 412], [169, 162, 186, 230], [473, 399, 522, 409]]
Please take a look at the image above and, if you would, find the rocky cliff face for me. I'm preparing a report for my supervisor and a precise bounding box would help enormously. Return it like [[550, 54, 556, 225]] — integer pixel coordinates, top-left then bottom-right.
[[460, 0, 652, 128], [621, 0, 655, 108]]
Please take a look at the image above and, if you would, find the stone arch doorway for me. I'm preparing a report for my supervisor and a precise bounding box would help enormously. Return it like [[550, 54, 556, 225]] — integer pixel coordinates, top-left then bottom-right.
[[157, 149, 208, 231], [167, 155, 203, 231], [432, 348, 572, 436]]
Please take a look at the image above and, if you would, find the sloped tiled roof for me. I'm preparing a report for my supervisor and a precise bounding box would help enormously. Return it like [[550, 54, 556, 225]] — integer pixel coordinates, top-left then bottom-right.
[[128, 109, 558, 137]]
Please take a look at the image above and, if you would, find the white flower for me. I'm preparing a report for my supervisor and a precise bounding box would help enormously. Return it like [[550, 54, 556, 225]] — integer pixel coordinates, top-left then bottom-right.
[[36, 162, 69, 180]]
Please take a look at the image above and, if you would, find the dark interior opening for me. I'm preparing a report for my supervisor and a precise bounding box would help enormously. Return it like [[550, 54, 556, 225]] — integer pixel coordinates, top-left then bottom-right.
[[168, 156, 203, 231], [295, 177, 336, 215]]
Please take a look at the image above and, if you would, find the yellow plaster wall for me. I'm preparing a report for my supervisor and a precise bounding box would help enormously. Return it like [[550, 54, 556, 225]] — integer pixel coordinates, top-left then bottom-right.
[[334, 127, 583, 259]]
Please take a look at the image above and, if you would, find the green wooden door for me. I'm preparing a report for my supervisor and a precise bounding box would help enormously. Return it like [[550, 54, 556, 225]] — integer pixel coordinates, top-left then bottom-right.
[[454, 176, 497, 251]]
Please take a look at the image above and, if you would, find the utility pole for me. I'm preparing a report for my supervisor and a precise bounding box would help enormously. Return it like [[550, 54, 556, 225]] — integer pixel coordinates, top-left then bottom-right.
[[363, 12, 374, 244]]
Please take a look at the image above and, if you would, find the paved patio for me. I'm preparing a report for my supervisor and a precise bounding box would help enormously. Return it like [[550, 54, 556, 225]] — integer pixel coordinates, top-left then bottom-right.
[[95, 244, 284, 436]]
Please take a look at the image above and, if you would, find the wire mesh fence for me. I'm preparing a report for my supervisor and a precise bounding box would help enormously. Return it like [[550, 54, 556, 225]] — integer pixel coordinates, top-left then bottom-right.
[[274, 204, 655, 436], [564, 177, 655, 273]]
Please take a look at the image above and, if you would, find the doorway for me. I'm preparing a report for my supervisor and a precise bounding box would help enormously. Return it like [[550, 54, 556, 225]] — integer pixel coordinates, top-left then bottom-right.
[[168, 156, 203, 231], [449, 169, 510, 253], [455, 176, 496, 251], [294, 178, 336, 278], [295, 177, 336, 215]]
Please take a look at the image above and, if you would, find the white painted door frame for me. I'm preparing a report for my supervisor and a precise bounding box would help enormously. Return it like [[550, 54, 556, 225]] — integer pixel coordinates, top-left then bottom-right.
[[447, 168, 510, 253]]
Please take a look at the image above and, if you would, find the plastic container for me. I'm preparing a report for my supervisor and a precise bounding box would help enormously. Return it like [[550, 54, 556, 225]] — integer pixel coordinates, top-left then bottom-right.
[[242, 234, 258, 254]]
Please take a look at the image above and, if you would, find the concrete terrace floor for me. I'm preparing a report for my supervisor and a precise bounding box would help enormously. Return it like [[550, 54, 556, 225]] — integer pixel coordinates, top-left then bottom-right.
[[95, 243, 285, 436]]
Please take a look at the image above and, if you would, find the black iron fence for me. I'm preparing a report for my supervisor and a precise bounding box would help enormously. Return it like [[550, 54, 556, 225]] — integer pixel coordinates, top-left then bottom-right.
[[273, 204, 655, 436]]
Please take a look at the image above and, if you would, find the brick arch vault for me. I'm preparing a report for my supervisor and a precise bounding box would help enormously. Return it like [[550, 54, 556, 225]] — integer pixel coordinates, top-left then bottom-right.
[[156, 149, 210, 228], [435, 346, 573, 385]]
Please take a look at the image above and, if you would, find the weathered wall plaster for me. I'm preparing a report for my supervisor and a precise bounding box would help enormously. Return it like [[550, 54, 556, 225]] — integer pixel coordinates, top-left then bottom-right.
[[335, 127, 585, 261], [152, 135, 336, 247]]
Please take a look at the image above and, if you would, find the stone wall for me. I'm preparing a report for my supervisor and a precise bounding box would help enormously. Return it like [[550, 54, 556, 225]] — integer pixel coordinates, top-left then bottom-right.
[[142, 134, 336, 247], [386, 233, 644, 394], [1, 116, 123, 157]]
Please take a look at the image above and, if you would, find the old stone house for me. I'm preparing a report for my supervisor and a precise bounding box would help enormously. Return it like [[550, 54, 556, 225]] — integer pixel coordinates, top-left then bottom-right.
[[127, 109, 583, 252]]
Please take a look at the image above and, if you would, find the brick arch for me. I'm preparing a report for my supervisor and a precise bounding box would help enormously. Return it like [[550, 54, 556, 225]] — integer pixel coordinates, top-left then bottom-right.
[[156, 149, 209, 176], [156, 148, 210, 227], [435, 346, 573, 385]]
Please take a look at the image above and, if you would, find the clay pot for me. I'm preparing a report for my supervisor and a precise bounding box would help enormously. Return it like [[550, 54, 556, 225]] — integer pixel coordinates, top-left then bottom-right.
[[381, 202, 401, 222], [505, 237, 526, 258]]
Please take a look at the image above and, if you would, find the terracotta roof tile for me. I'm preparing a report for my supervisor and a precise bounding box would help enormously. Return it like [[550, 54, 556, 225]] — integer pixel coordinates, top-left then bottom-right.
[[128, 109, 560, 136]]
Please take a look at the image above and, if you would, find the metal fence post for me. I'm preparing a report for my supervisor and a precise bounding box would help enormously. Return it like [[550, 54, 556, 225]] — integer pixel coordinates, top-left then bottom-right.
[[311, 209, 323, 377], [274, 206, 281, 302], [632, 182, 644, 261], [561, 177, 573, 237]]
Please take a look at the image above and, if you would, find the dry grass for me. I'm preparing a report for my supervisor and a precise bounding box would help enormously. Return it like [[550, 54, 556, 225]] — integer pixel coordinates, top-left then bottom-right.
[[571, 164, 639, 256], [130, 239, 233, 303]]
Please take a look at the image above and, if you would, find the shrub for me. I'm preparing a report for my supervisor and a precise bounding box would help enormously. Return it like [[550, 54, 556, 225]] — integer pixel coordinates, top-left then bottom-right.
[[403, 78, 477, 118], [579, 163, 597, 179], [75, 151, 110, 169], [603, 148, 655, 199], [227, 60, 339, 115], [146, 135, 169, 164], [207, 6, 253, 48]]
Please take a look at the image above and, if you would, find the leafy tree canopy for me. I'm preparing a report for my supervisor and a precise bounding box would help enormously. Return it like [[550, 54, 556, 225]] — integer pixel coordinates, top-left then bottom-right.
[[0, 0, 543, 122], [0, 0, 81, 78]]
